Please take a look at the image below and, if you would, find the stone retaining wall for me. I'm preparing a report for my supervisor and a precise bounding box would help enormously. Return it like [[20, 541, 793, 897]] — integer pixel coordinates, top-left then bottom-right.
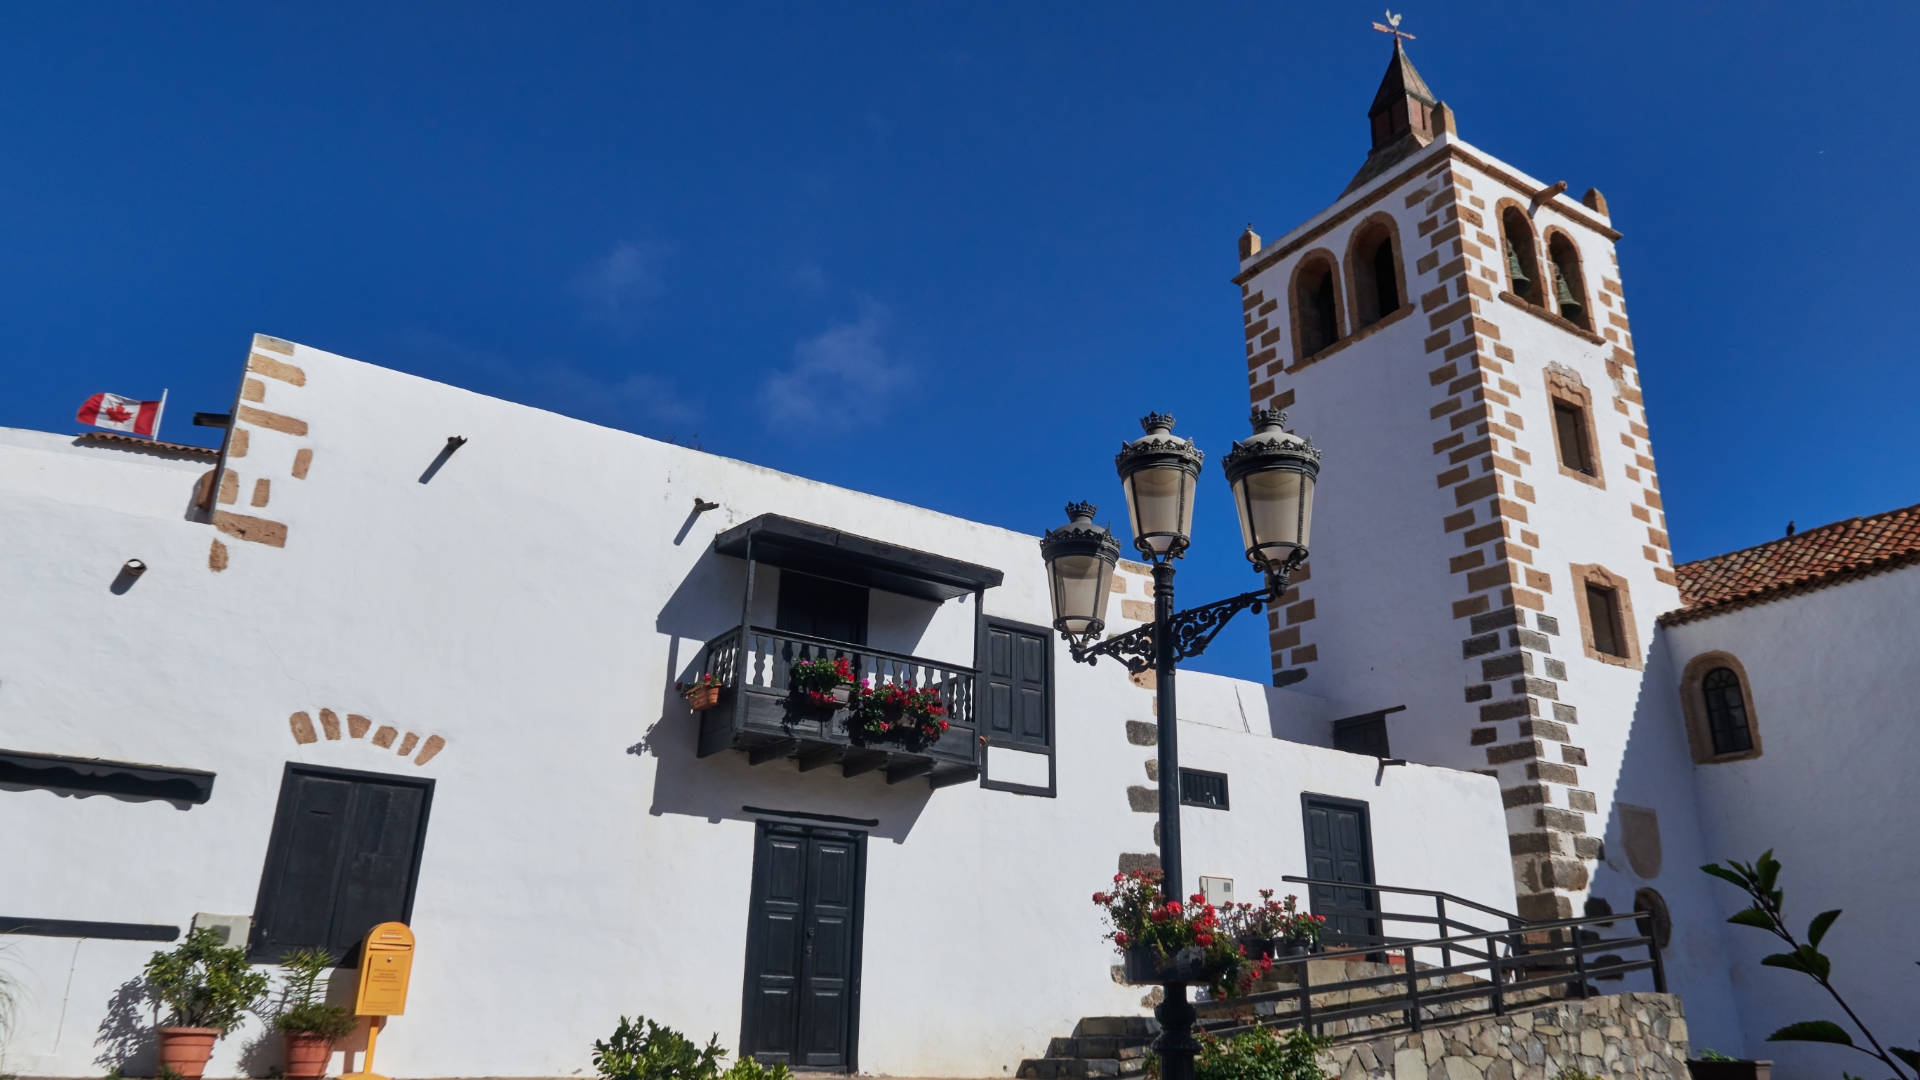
[[1320, 992, 1688, 1079]]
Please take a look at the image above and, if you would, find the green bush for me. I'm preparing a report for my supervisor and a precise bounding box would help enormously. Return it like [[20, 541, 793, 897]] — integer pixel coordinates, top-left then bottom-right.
[[592, 1015, 791, 1080], [1166, 1028, 1328, 1080], [143, 928, 268, 1033], [272, 948, 356, 1039]]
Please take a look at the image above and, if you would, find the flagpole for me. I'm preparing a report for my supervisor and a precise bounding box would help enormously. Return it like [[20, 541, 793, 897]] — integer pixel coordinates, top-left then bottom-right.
[[152, 388, 168, 442]]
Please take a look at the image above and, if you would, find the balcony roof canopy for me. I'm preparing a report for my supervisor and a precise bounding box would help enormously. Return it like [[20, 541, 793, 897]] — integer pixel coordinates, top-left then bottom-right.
[[714, 513, 1005, 602]]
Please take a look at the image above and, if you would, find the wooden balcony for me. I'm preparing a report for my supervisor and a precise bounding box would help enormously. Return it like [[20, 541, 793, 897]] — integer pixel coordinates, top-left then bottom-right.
[[693, 624, 980, 788]]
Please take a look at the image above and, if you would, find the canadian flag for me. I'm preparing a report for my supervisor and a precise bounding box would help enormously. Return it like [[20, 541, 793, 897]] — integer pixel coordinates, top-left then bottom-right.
[[77, 392, 162, 437]]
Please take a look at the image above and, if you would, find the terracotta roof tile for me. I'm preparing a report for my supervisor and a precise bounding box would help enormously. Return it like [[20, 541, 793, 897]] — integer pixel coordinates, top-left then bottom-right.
[[1664, 502, 1920, 624], [76, 431, 221, 461]]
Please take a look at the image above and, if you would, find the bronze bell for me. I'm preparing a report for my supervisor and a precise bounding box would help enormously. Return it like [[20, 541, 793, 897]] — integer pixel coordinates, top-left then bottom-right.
[[1504, 239, 1532, 296], [1552, 263, 1584, 323]]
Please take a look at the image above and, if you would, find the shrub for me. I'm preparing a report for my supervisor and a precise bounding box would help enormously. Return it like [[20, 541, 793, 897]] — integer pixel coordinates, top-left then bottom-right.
[[1153, 1028, 1328, 1080], [592, 1015, 790, 1080], [272, 948, 356, 1039], [143, 928, 268, 1033]]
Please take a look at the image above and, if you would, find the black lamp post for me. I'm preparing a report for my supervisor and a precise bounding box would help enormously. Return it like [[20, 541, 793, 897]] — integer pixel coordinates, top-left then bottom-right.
[[1039, 409, 1322, 1080]]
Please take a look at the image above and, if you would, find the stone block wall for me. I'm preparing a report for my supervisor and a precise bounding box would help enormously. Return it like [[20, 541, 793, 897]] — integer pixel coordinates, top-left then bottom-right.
[[1319, 992, 1688, 1079]]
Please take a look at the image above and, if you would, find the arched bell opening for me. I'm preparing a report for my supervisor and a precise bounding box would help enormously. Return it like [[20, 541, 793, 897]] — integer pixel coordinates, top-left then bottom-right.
[[1547, 231, 1591, 330], [1500, 207, 1544, 306]]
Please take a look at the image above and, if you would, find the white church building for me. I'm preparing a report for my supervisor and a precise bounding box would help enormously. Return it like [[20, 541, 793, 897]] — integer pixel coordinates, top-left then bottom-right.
[[3, 43, 1912, 1080]]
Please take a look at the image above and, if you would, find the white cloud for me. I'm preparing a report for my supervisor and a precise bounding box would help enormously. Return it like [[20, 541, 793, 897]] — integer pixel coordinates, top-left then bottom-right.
[[756, 298, 909, 427], [571, 241, 667, 329]]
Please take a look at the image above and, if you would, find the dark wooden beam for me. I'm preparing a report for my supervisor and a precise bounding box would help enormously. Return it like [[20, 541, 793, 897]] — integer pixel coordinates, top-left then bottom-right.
[[928, 767, 979, 790], [747, 739, 799, 766], [796, 746, 844, 772], [885, 759, 935, 785], [841, 752, 888, 778]]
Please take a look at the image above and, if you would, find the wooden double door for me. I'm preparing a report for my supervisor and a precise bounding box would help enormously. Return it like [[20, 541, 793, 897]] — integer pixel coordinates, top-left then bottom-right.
[[1302, 794, 1381, 946], [741, 823, 866, 1070]]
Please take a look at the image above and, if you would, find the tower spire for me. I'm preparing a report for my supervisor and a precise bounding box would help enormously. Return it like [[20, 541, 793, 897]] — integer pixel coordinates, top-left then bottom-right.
[[1344, 25, 1451, 194]]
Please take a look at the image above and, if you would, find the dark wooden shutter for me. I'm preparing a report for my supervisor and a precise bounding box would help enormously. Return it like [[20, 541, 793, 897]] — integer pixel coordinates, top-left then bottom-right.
[[252, 765, 433, 964], [742, 824, 865, 1070], [1333, 715, 1391, 759], [982, 620, 1051, 751], [776, 573, 868, 646]]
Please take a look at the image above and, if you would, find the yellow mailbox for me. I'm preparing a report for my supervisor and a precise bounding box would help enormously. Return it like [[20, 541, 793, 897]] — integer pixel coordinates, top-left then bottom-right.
[[355, 922, 415, 1016], [342, 923, 414, 1080]]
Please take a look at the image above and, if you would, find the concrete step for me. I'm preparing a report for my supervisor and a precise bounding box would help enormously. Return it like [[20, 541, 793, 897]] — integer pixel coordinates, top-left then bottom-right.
[[1047, 1036, 1152, 1059], [1015, 1056, 1149, 1079], [1072, 1016, 1160, 1039]]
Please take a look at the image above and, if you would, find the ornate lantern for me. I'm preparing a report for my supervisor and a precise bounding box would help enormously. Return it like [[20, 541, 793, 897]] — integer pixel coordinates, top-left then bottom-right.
[[1039, 502, 1121, 639], [1221, 409, 1322, 579], [1114, 413, 1204, 560]]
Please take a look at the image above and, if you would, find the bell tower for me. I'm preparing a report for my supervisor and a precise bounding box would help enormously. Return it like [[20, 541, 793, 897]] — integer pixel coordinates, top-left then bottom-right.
[[1232, 40, 1679, 924]]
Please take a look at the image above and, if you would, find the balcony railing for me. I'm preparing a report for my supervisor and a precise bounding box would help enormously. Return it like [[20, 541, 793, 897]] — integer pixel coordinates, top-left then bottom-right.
[[693, 624, 979, 787]]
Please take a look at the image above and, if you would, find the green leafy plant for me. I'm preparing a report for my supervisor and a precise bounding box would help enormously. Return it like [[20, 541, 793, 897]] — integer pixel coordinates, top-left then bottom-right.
[[272, 948, 355, 1039], [142, 928, 268, 1033], [788, 657, 851, 707], [592, 1015, 791, 1080], [845, 680, 951, 742], [1223, 891, 1325, 946], [1702, 850, 1918, 1079], [1695, 1048, 1737, 1062], [1552, 1068, 1598, 1080], [1148, 1028, 1328, 1080]]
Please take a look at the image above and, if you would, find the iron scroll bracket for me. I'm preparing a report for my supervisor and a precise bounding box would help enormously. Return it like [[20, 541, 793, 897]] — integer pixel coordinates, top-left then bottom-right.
[[1066, 580, 1283, 674]]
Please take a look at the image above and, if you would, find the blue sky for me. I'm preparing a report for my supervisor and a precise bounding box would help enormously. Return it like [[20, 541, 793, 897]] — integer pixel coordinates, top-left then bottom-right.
[[2, 3, 1912, 681]]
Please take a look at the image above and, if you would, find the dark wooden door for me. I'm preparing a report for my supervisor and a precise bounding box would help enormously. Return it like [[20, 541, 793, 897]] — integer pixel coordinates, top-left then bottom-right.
[[743, 823, 865, 1070], [981, 620, 1051, 750], [1301, 795, 1379, 946], [776, 572, 868, 646]]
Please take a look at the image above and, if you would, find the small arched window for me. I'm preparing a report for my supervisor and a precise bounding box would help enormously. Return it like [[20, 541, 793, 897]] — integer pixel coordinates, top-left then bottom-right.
[[1701, 667, 1753, 755], [1295, 257, 1341, 359], [1500, 207, 1543, 306], [1347, 220, 1403, 330], [1547, 232, 1590, 330]]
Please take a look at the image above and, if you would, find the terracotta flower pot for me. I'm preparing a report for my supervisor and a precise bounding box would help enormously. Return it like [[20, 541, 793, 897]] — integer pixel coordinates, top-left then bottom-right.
[[685, 684, 722, 711], [156, 1026, 221, 1079], [284, 1031, 337, 1080]]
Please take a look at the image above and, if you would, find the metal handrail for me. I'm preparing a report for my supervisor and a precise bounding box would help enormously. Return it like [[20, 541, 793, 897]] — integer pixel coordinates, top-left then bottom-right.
[[1281, 875, 1524, 926], [1195, 906, 1666, 1044]]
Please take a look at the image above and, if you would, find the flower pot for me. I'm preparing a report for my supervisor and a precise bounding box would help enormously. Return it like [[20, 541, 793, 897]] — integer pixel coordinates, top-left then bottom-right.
[[283, 1031, 337, 1080], [1686, 1062, 1771, 1080], [1122, 944, 1227, 985], [684, 684, 722, 711], [156, 1027, 221, 1079]]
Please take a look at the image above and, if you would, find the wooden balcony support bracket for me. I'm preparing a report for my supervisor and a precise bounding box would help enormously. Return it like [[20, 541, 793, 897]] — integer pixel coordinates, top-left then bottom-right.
[[885, 759, 935, 785], [748, 739, 800, 766], [796, 746, 844, 772], [841, 752, 888, 778]]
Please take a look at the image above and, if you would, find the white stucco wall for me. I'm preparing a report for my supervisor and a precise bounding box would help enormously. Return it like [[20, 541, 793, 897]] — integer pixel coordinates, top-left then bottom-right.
[[1664, 568, 1920, 1074], [0, 338, 1517, 1079]]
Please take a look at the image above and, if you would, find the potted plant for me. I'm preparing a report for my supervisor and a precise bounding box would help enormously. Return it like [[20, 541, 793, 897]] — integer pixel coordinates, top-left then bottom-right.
[[677, 673, 725, 712], [143, 928, 269, 1079], [1685, 1049, 1772, 1080], [1227, 890, 1324, 960], [845, 681, 952, 744], [1094, 869, 1260, 998], [274, 947, 356, 1079], [788, 657, 852, 711]]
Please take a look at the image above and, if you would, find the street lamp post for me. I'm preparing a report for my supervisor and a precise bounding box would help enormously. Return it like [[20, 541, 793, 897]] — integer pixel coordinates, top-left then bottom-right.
[[1039, 410, 1322, 1080]]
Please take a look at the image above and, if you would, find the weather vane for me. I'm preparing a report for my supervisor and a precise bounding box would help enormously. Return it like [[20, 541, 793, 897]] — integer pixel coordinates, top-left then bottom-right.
[[1371, 10, 1415, 43]]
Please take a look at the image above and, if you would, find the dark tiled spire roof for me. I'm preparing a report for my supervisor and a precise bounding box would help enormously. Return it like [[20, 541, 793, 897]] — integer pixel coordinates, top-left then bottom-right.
[[1370, 39, 1437, 113], [1663, 502, 1920, 624], [1344, 40, 1445, 195]]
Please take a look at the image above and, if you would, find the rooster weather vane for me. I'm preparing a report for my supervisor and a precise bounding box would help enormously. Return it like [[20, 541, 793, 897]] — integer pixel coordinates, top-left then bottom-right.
[[1371, 10, 1415, 43]]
